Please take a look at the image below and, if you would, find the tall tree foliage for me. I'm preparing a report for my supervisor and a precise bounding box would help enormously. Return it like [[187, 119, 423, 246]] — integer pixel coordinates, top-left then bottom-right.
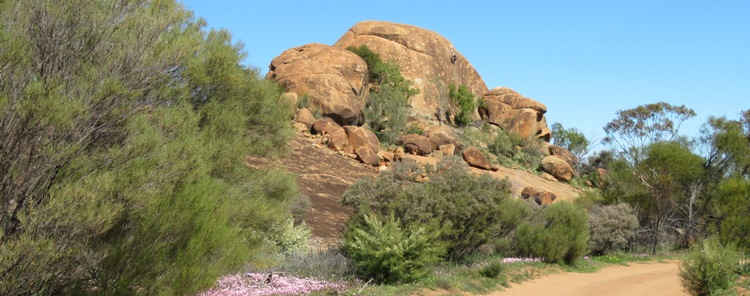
[[551, 122, 592, 161], [603, 102, 696, 166], [0, 1, 297, 295]]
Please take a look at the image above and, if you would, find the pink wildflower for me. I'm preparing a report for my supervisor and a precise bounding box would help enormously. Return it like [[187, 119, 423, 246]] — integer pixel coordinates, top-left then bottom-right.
[[199, 273, 347, 296]]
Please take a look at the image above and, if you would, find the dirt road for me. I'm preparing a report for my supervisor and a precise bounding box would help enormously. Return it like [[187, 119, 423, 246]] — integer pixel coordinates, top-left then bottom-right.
[[494, 261, 686, 296]]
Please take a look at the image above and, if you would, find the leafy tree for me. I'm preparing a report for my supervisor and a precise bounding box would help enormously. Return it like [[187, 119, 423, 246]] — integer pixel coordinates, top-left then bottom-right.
[[603, 102, 696, 166], [701, 112, 750, 179], [0, 1, 298, 294], [551, 122, 593, 161], [449, 84, 476, 127], [709, 177, 750, 252], [638, 142, 705, 252]]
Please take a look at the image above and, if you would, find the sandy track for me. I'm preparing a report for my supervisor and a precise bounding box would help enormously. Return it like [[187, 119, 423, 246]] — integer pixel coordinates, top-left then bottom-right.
[[493, 261, 686, 296]]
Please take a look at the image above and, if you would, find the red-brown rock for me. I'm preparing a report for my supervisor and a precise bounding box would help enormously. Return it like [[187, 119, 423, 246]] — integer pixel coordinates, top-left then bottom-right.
[[311, 118, 342, 135], [439, 144, 456, 156], [549, 145, 579, 168], [422, 124, 461, 150], [540, 155, 574, 182], [267, 43, 368, 125], [395, 134, 432, 156], [462, 147, 491, 170], [295, 107, 317, 128], [479, 87, 551, 141], [327, 128, 349, 151], [355, 146, 380, 166], [344, 126, 379, 154], [334, 21, 488, 122], [521, 187, 558, 205]]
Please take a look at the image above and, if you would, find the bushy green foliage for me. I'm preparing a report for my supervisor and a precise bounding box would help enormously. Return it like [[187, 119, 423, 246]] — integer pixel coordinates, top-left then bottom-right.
[[680, 237, 741, 296], [479, 262, 506, 278], [588, 203, 639, 255], [347, 45, 418, 144], [345, 213, 446, 284], [0, 1, 297, 295], [488, 129, 546, 168], [362, 84, 410, 143], [267, 219, 312, 257], [710, 177, 750, 252], [551, 122, 591, 160], [343, 157, 528, 261], [515, 202, 589, 265], [449, 84, 476, 127]]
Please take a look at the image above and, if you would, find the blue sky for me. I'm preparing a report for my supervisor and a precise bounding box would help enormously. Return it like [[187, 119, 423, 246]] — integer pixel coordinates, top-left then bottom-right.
[[179, 0, 749, 143]]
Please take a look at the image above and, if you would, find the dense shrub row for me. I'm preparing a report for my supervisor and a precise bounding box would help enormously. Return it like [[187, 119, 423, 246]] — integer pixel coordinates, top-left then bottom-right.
[[341, 158, 591, 283]]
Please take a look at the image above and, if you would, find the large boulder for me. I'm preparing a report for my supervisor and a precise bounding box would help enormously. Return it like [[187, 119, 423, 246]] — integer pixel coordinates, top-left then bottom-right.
[[395, 134, 432, 156], [327, 128, 349, 151], [422, 124, 461, 150], [355, 146, 380, 166], [479, 87, 551, 141], [521, 186, 557, 205], [333, 21, 488, 122], [266, 43, 368, 125], [540, 155, 574, 182], [549, 145, 579, 168], [344, 126, 379, 154], [311, 118, 343, 135], [462, 147, 491, 170], [294, 107, 317, 128]]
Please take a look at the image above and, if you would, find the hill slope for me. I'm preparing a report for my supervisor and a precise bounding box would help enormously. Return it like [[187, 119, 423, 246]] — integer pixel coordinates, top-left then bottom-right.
[[248, 132, 582, 249]]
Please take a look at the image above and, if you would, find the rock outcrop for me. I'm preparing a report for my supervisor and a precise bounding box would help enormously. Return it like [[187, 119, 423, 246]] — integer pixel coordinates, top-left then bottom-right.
[[294, 107, 317, 128], [462, 147, 491, 170], [395, 134, 432, 156], [333, 21, 488, 122], [267, 43, 368, 125], [540, 155, 574, 182], [480, 87, 551, 140], [422, 124, 461, 150], [521, 186, 558, 205], [549, 145, 579, 168], [311, 118, 342, 135]]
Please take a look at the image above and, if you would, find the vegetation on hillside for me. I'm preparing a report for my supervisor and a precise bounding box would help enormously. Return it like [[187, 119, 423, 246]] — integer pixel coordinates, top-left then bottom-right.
[[0, 1, 302, 294], [2, 1, 749, 294], [346, 45, 419, 144], [449, 84, 476, 127]]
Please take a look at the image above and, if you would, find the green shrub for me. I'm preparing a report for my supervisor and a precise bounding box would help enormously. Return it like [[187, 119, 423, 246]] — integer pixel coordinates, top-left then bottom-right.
[[488, 129, 545, 168], [515, 202, 589, 265], [588, 203, 639, 255], [343, 157, 529, 261], [680, 237, 741, 296], [267, 218, 312, 257], [479, 261, 505, 278], [449, 84, 476, 127], [345, 213, 446, 284], [347, 45, 418, 144], [362, 84, 409, 143]]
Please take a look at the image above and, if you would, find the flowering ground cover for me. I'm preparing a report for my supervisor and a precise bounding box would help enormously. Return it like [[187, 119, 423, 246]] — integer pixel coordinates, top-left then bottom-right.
[[199, 273, 347, 296]]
